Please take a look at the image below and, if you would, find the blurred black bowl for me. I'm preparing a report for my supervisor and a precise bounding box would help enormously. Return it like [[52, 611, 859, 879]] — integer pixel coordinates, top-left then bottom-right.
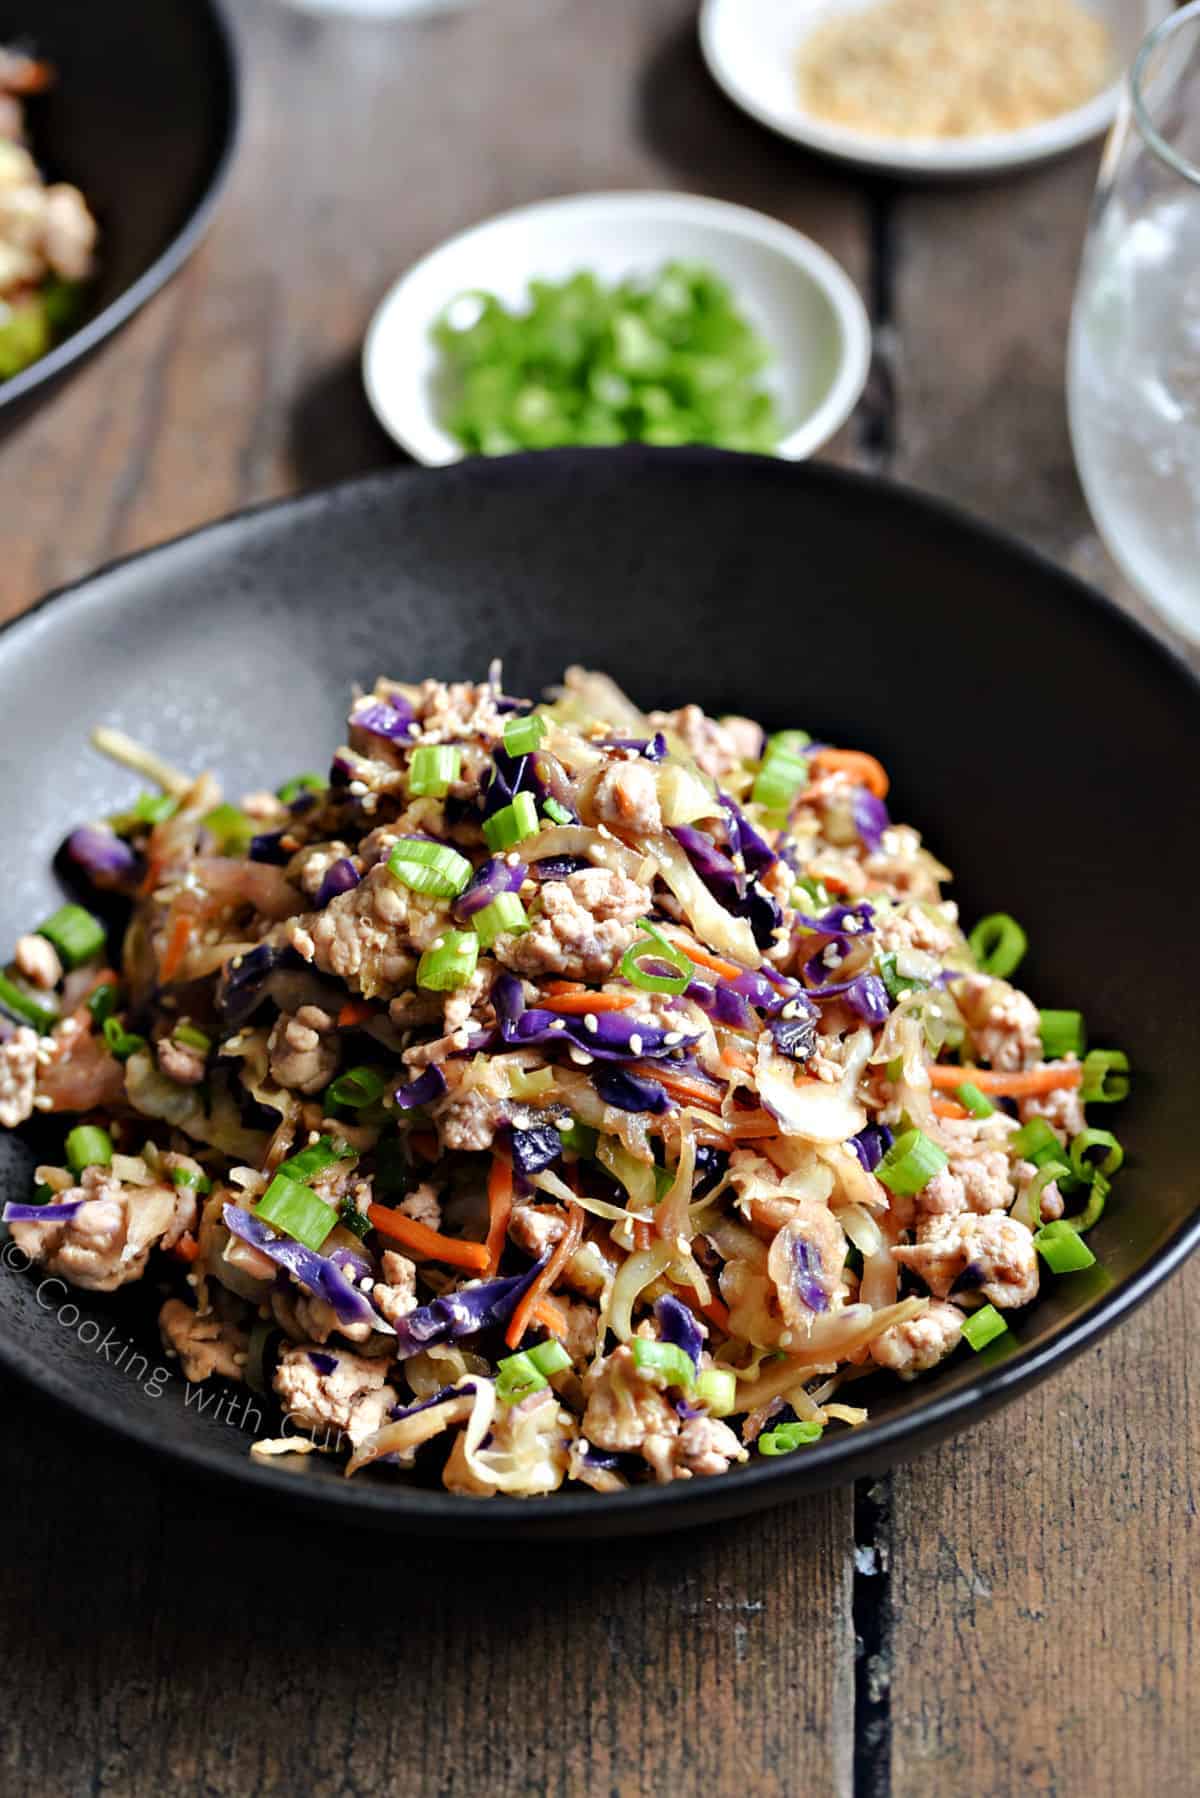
[[0, 0, 237, 423]]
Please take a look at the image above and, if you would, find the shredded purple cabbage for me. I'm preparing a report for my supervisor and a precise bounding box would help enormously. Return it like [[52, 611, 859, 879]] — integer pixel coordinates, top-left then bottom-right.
[[352, 697, 415, 743], [493, 972, 696, 1064], [792, 1236, 829, 1314], [249, 831, 290, 866], [510, 1124, 565, 1177], [602, 733, 667, 761], [768, 1009, 819, 1061], [389, 1384, 458, 1422], [687, 975, 759, 1033], [592, 1064, 671, 1113], [315, 858, 361, 908], [453, 855, 525, 921], [483, 747, 547, 820], [389, 1261, 544, 1361], [528, 855, 590, 881], [63, 825, 138, 888], [718, 792, 777, 877], [671, 825, 783, 950], [655, 1293, 703, 1367], [852, 787, 891, 853], [223, 1204, 396, 1334], [806, 971, 891, 1025], [3, 1199, 86, 1224], [849, 1123, 894, 1173], [395, 1064, 447, 1110], [307, 1350, 338, 1374]]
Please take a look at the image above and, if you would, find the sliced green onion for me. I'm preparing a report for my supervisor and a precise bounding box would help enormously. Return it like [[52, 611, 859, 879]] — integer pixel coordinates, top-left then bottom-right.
[[173, 1021, 212, 1053], [65, 1125, 113, 1175], [1061, 1178, 1109, 1234], [507, 1065, 554, 1101], [1039, 1009, 1086, 1061], [619, 919, 692, 995], [1034, 1220, 1097, 1273], [1024, 1159, 1071, 1222], [653, 1165, 674, 1204], [170, 1165, 213, 1195], [417, 930, 479, 991], [768, 729, 811, 756], [277, 772, 326, 804], [558, 1118, 598, 1159], [1069, 1129, 1124, 1181], [408, 744, 461, 798], [387, 838, 473, 898], [324, 1066, 387, 1111], [792, 876, 831, 911], [631, 1339, 695, 1387], [542, 797, 573, 826], [528, 1339, 571, 1378], [278, 1134, 355, 1182], [751, 746, 809, 819], [1009, 1117, 1064, 1169], [878, 951, 928, 1002], [1081, 1049, 1130, 1104], [0, 971, 60, 1032], [968, 913, 1027, 978], [876, 1128, 949, 1197], [961, 1304, 1008, 1351], [109, 791, 178, 831], [31, 1182, 54, 1207], [339, 1197, 372, 1241], [255, 1175, 337, 1252], [482, 791, 540, 852], [695, 1367, 737, 1416], [472, 892, 529, 950], [495, 1349, 547, 1404], [502, 713, 547, 757], [885, 1054, 904, 1082], [955, 1081, 995, 1119], [758, 1419, 823, 1455], [103, 1015, 146, 1061], [201, 803, 253, 855], [86, 983, 118, 1026], [36, 903, 106, 970]]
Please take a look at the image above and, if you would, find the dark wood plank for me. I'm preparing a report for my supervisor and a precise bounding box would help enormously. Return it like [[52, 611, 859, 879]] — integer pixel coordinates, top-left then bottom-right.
[[885, 146, 1199, 1797], [0, 2, 866, 1790]]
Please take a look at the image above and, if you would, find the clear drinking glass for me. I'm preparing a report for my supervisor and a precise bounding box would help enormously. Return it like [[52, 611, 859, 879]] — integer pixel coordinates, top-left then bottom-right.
[[1068, 3, 1200, 643]]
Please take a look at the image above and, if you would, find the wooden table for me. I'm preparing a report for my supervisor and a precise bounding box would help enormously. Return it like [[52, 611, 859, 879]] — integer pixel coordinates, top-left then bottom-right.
[[0, 4, 1195, 1792]]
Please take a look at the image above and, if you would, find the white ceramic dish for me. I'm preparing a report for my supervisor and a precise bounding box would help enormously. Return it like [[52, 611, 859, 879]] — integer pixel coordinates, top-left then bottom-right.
[[699, 0, 1172, 179], [362, 191, 871, 464]]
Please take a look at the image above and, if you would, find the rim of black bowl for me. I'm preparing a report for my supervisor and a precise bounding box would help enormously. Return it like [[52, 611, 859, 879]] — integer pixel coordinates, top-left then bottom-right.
[[0, 0, 240, 414], [2, 447, 1198, 1534]]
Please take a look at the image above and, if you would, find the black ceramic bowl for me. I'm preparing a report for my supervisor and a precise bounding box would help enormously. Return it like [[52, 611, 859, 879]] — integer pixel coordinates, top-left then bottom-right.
[[0, 0, 236, 420], [1, 450, 1196, 1538]]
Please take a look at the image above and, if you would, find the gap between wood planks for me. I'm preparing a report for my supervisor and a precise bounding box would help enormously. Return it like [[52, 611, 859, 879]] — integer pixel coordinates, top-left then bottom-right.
[[850, 182, 898, 1798]]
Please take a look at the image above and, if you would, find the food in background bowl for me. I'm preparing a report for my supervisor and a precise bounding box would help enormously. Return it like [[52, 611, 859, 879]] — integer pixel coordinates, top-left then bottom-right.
[[0, 47, 97, 379], [0, 667, 1128, 1497]]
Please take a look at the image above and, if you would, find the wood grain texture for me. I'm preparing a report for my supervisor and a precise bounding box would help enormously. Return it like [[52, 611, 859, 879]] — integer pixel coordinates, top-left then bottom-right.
[[0, 4, 862, 1794]]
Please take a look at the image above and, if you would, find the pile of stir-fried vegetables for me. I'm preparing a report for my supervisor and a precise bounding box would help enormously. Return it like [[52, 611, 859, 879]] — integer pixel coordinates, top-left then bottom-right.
[[0, 667, 1130, 1495]]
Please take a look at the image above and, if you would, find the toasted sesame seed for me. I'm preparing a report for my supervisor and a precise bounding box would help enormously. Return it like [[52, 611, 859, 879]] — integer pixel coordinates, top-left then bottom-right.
[[781, 1001, 799, 1020], [779, 1330, 794, 1348], [33, 1095, 53, 1111], [360, 1276, 375, 1293], [549, 1019, 567, 1032], [629, 1034, 644, 1055], [506, 852, 522, 867], [822, 945, 841, 968], [583, 1013, 599, 1033], [568, 1047, 594, 1066], [348, 780, 367, 797], [663, 1030, 684, 1047], [432, 936, 446, 950]]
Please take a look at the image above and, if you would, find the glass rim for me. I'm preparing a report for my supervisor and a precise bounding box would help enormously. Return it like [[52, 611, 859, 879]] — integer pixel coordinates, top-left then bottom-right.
[[1131, 1, 1200, 190]]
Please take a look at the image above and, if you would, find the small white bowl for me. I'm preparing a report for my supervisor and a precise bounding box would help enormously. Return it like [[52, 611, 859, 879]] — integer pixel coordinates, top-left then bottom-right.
[[700, 0, 1172, 180], [362, 191, 871, 464]]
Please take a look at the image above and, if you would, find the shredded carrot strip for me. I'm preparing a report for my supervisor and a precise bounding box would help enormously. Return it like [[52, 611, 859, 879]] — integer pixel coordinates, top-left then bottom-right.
[[159, 911, 195, 982], [932, 1098, 969, 1120], [632, 1220, 653, 1254], [640, 1063, 727, 1109], [533, 1296, 569, 1337], [540, 990, 638, 1016], [505, 1201, 584, 1349], [367, 1204, 490, 1271], [485, 1155, 514, 1275], [809, 748, 890, 799], [721, 1045, 755, 1073], [544, 980, 584, 996], [409, 1129, 439, 1161], [337, 998, 375, 1029], [170, 1232, 200, 1263], [929, 1063, 1082, 1097], [656, 926, 744, 983]]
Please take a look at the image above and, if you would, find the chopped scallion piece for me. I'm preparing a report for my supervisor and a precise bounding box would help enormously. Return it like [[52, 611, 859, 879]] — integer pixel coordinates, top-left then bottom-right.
[[961, 1304, 1008, 1351], [408, 744, 462, 798], [619, 919, 692, 995], [1034, 1220, 1097, 1273], [758, 1419, 823, 1455], [417, 930, 479, 991], [507, 1065, 555, 1101], [1009, 1117, 1063, 1169], [1081, 1048, 1130, 1104], [170, 1165, 213, 1195], [542, 797, 573, 827], [768, 729, 811, 756], [36, 903, 106, 970], [955, 1081, 995, 1119], [1039, 1009, 1086, 1061], [472, 891, 529, 949], [968, 912, 1027, 978], [482, 791, 540, 852], [387, 838, 473, 898], [502, 713, 547, 757], [885, 1053, 904, 1082], [792, 876, 831, 911], [631, 1339, 695, 1387], [65, 1125, 113, 1175], [201, 803, 253, 855], [86, 983, 118, 1026], [110, 791, 178, 831], [278, 1134, 355, 1182], [653, 1165, 674, 1204], [339, 1197, 372, 1241], [528, 1339, 570, 1378], [277, 772, 326, 804], [31, 1182, 54, 1206], [751, 745, 809, 819], [495, 1349, 548, 1404], [255, 1175, 337, 1252], [0, 973, 58, 1033], [103, 1015, 146, 1061], [558, 1118, 598, 1159], [876, 1128, 948, 1197], [1069, 1128, 1124, 1181], [173, 1021, 211, 1053], [695, 1367, 737, 1416], [324, 1066, 387, 1111], [878, 951, 928, 1002]]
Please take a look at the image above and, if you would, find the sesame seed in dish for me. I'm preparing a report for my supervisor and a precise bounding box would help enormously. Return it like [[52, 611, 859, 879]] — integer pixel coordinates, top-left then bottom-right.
[[795, 0, 1113, 140]]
